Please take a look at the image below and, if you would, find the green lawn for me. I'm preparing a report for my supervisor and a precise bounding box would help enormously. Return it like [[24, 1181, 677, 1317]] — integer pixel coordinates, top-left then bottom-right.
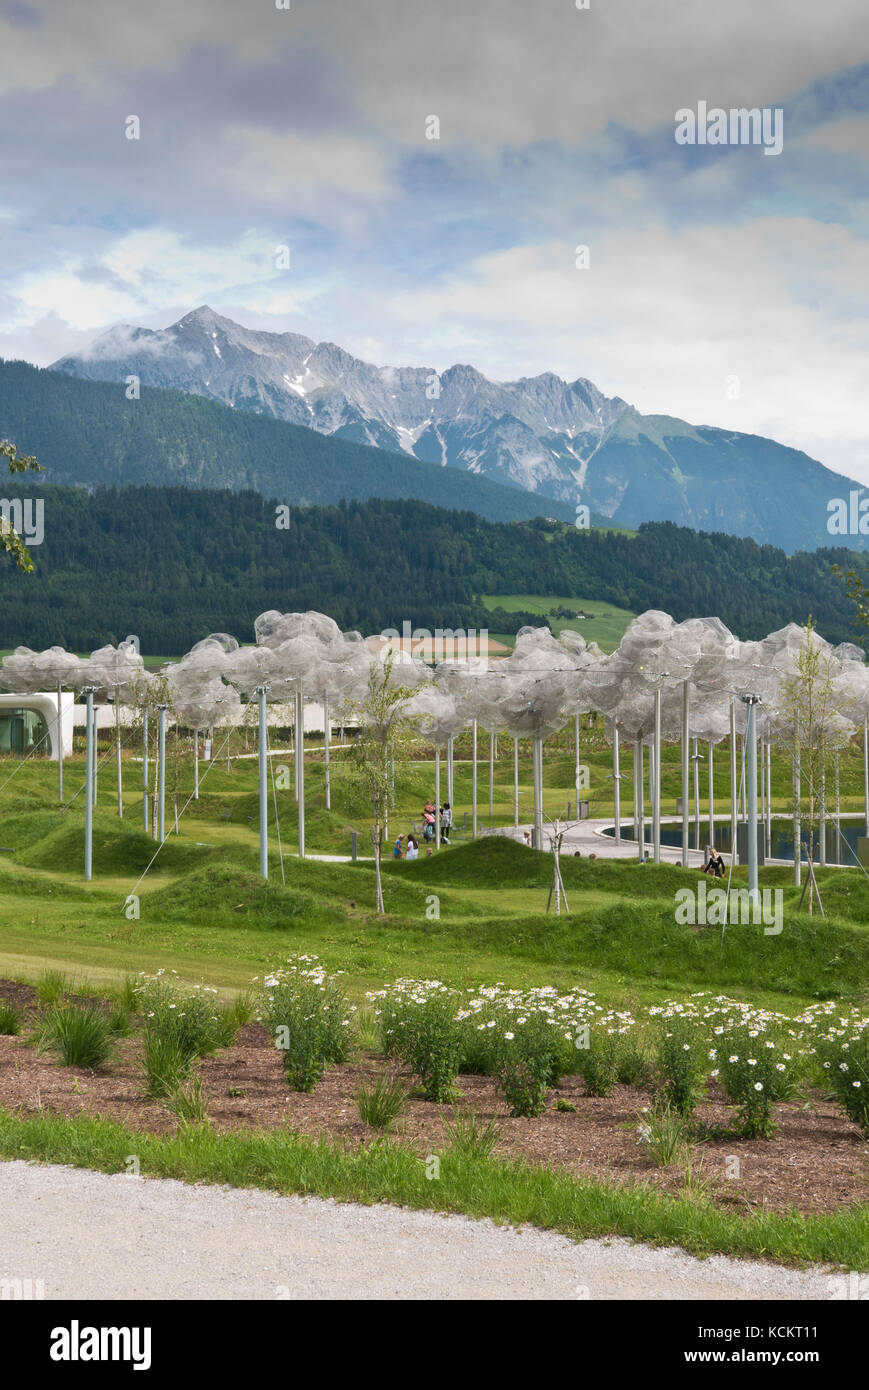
[[1, 745, 868, 1266], [482, 595, 636, 652]]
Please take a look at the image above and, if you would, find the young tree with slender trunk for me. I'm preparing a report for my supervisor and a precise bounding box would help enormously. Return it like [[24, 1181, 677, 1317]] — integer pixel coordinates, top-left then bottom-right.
[[775, 621, 842, 914], [345, 654, 423, 914]]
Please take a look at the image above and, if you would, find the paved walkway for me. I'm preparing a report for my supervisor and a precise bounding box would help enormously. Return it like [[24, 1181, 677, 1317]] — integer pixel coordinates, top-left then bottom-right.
[[488, 818, 712, 867], [0, 1160, 843, 1301]]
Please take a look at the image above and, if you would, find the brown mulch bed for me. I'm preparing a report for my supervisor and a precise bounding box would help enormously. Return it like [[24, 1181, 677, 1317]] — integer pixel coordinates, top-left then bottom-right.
[[0, 980, 867, 1216]]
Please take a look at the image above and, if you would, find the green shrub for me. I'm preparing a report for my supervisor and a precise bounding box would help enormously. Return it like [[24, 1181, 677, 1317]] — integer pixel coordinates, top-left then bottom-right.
[[263, 958, 353, 1094], [355, 1074, 409, 1131], [0, 1001, 20, 1035], [818, 1030, 869, 1135], [401, 993, 465, 1102], [136, 974, 227, 1061], [716, 1027, 799, 1138], [493, 1013, 558, 1117], [657, 1016, 707, 1119], [575, 1028, 621, 1098], [40, 1004, 114, 1070], [616, 1035, 655, 1087]]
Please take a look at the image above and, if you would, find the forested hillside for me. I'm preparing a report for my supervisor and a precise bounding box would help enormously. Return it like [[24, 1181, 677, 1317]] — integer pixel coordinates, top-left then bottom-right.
[[0, 358, 575, 525], [0, 487, 858, 652]]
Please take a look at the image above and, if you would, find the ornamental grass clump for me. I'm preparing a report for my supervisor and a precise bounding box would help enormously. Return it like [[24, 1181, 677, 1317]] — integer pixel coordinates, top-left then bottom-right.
[[0, 1001, 20, 1035], [39, 1003, 114, 1070], [817, 1022, 869, 1135], [263, 955, 354, 1094], [443, 1107, 503, 1160], [355, 1074, 409, 1131], [634, 1099, 693, 1167], [716, 1025, 798, 1139]]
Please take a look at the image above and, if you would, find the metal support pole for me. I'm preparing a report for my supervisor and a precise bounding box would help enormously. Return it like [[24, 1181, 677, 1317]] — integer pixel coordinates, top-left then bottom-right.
[[729, 699, 738, 866], [472, 719, 478, 839], [56, 680, 64, 803], [533, 734, 544, 850], [636, 741, 646, 860], [296, 689, 305, 859], [612, 722, 621, 844], [143, 709, 149, 833], [574, 712, 581, 816], [692, 738, 701, 851], [632, 739, 639, 846], [448, 735, 454, 805], [323, 693, 331, 811], [513, 737, 519, 828], [864, 720, 869, 838], [193, 726, 199, 801], [158, 705, 167, 844], [766, 740, 773, 857], [682, 682, 690, 867], [708, 741, 714, 850], [435, 746, 441, 848], [652, 690, 661, 863], [489, 728, 494, 818], [258, 687, 268, 879], [793, 748, 801, 887], [84, 689, 94, 881], [835, 751, 841, 866], [116, 703, 123, 817], [293, 696, 299, 802], [744, 695, 760, 907], [819, 767, 826, 867]]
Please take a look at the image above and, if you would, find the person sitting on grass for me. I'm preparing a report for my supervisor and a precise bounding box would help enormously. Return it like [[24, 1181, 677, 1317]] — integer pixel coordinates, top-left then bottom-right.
[[392, 835, 404, 859], [702, 845, 725, 877], [405, 835, 419, 861]]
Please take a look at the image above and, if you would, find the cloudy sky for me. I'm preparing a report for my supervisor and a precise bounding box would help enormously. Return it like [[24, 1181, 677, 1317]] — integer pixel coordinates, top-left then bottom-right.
[[2, 0, 869, 479]]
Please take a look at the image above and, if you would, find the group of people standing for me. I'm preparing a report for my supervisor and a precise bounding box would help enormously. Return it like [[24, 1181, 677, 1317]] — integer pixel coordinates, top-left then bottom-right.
[[392, 801, 452, 860]]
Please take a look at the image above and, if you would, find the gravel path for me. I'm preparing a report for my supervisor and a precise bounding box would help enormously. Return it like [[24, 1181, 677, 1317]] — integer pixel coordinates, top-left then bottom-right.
[[0, 1159, 844, 1300]]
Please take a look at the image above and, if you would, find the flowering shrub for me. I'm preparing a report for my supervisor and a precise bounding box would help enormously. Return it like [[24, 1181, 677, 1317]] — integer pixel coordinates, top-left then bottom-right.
[[655, 1013, 708, 1119], [492, 1012, 559, 1117], [362, 979, 869, 1138], [715, 1025, 798, 1138], [135, 971, 230, 1097], [368, 980, 463, 1101], [261, 955, 354, 1094], [817, 1018, 869, 1135], [575, 1029, 621, 1097]]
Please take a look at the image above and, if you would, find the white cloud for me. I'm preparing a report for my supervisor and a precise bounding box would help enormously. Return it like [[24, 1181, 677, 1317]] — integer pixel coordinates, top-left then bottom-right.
[[389, 220, 869, 483], [797, 115, 869, 157], [229, 129, 387, 199]]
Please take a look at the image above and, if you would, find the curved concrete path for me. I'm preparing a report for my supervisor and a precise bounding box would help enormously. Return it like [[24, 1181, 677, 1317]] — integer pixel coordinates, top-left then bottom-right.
[[0, 1160, 844, 1301]]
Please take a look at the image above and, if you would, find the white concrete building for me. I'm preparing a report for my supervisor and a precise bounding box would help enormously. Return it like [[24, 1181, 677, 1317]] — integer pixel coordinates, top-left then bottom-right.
[[0, 692, 75, 759]]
